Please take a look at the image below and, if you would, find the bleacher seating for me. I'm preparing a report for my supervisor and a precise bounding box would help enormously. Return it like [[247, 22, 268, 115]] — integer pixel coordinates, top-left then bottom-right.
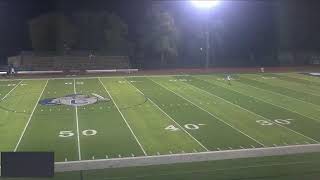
[[11, 54, 130, 71]]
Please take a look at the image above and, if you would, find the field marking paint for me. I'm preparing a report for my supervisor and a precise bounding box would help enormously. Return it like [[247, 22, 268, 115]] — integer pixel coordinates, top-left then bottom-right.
[[14, 80, 48, 151], [54, 144, 320, 164], [126, 79, 209, 152], [98, 78, 147, 156], [73, 79, 82, 161], [245, 78, 320, 108], [197, 77, 320, 144], [149, 78, 265, 147], [0, 80, 23, 101], [235, 79, 320, 122], [128, 81, 209, 151]]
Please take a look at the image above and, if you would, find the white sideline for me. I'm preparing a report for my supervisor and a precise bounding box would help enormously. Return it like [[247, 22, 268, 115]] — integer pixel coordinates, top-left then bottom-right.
[[14, 80, 48, 151], [98, 78, 147, 156], [54, 144, 320, 172], [125, 79, 209, 151], [73, 79, 82, 160]]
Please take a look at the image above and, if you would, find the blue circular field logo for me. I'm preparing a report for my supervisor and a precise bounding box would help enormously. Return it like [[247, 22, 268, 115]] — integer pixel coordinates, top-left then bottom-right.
[[39, 94, 109, 107]]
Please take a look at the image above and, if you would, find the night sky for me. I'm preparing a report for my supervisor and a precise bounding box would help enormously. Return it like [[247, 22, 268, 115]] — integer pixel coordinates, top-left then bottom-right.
[[1, 0, 320, 65]]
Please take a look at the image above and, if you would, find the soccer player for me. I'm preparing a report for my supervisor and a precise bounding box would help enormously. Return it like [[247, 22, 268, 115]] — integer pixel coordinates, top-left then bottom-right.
[[226, 74, 232, 85]]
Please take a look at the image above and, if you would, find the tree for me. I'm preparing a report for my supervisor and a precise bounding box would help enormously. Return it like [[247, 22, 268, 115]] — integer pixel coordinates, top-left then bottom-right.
[[28, 13, 76, 53], [71, 11, 132, 55], [141, 11, 179, 66], [103, 13, 133, 56]]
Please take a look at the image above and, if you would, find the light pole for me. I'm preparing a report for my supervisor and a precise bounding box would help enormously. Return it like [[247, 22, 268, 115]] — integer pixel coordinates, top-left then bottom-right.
[[191, 0, 219, 68]]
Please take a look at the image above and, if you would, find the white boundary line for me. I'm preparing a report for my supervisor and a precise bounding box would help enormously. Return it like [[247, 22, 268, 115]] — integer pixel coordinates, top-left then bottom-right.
[[284, 73, 320, 85], [126, 79, 209, 152], [73, 79, 82, 160], [197, 77, 320, 144], [14, 80, 48, 151], [251, 74, 320, 97], [98, 78, 147, 156], [55, 144, 320, 163], [54, 144, 320, 172], [279, 73, 320, 86], [0, 80, 23, 101], [148, 78, 265, 147], [234, 77, 320, 122]]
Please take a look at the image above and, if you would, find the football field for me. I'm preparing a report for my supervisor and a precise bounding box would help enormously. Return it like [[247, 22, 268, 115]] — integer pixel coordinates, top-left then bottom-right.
[[1, 72, 320, 162]]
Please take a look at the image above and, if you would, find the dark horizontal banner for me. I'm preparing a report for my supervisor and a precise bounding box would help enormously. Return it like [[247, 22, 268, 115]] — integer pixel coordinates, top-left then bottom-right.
[[1, 152, 54, 177]]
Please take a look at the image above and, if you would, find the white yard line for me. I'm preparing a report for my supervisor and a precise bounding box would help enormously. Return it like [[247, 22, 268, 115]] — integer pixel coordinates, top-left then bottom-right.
[[126, 79, 209, 152], [233, 79, 320, 122], [98, 78, 147, 156], [245, 80, 320, 108], [197, 77, 320, 144], [73, 79, 82, 160], [14, 80, 48, 151], [251, 75, 320, 97], [0, 80, 23, 101], [148, 78, 265, 147]]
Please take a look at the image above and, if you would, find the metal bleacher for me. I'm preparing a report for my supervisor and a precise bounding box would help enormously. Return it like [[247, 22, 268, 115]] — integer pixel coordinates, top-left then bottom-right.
[[8, 51, 130, 71]]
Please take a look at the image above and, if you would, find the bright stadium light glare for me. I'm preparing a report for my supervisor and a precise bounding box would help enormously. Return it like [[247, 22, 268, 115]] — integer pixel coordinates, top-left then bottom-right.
[[191, 0, 219, 9]]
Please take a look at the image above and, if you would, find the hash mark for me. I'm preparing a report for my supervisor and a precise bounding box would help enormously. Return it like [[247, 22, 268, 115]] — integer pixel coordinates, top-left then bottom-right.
[[217, 148, 221, 151], [251, 145, 255, 148], [105, 155, 108, 159], [240, 146, 244, 149], [169, 151, 172, 154], [131, 153, 135, 157], [229, 147, 233, 150], [92, 156, 95, 160], [118, 154, 122, 158], [193, 149, 198, 153], [157, 152, 160, 155], [273, 144, 277, 147]]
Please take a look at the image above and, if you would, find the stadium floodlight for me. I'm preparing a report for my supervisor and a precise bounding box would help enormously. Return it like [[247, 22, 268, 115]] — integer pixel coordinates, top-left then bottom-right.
[[191, 0, 219, 9], [191, 0, 220, 68]]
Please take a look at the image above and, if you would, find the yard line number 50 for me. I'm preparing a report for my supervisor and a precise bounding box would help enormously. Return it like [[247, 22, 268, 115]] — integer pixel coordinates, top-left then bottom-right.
[[59, 130, 97, 137]]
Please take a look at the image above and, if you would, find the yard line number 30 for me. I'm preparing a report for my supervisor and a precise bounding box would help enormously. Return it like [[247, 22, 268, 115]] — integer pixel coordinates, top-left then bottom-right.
[[256, 119, 293, 126]]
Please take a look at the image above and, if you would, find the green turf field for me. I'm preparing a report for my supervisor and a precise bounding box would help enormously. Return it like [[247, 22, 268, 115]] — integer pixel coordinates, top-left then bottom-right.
[[0, 72, 320, 164]]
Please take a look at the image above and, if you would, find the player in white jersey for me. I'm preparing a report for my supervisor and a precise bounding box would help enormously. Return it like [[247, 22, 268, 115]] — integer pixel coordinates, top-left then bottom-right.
[[226, 74, 232, 85]]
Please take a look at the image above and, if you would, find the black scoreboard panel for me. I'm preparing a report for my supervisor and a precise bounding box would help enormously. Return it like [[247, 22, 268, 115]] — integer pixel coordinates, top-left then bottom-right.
[[1, 152, 54, 177]]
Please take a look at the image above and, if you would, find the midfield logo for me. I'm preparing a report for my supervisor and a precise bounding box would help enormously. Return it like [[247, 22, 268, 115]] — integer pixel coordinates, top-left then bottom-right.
[[39, 94, 109, 107]]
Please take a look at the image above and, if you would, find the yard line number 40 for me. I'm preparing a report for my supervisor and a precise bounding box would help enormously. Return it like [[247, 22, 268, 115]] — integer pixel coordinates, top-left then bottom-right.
[[165, 124, 205, 131], [59, 130, 97, 137]]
